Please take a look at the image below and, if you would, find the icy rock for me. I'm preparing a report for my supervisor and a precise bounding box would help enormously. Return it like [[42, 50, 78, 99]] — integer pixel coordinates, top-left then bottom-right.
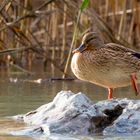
[[103, 100, 140, 135], [13, 91, 140, 135]]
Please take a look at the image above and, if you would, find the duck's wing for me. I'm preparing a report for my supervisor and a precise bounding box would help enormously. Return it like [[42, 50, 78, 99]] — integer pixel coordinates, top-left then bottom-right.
[[93, 43, 140, 73], [105, 43, 140, 96], [106, 43, 140, 60]]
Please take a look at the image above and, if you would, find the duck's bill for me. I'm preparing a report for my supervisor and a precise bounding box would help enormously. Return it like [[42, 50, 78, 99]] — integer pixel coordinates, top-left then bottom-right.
[[72, 44, 87, 53]]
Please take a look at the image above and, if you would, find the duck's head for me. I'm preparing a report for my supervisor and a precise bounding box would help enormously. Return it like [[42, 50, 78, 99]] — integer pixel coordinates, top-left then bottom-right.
[[73, 32, 104, 53]]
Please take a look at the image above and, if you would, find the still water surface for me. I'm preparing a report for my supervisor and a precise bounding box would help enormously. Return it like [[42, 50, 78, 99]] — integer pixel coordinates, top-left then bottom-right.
[[0, 72, 140, 140]]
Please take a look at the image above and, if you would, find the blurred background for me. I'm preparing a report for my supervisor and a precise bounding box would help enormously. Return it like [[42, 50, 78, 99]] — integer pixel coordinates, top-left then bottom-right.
[[0, 0, 140, 78], [0, 1, 140, 139]]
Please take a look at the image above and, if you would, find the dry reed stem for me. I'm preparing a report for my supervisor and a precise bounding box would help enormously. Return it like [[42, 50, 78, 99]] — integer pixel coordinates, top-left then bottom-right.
[[117, 0, 127, 40], [0, 0, 139, 76]]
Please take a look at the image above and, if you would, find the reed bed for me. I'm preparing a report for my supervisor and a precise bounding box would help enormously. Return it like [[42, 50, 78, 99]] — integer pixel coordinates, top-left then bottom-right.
[[0, 0, 140, 77]]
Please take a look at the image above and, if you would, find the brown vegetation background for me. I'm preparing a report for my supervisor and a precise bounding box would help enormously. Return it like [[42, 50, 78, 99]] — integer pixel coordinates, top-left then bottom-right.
[[0, 0, 140, 77]]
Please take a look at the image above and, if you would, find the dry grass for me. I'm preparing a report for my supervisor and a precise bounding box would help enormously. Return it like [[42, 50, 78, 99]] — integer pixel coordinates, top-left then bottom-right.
[[0, 0, 140, 76]]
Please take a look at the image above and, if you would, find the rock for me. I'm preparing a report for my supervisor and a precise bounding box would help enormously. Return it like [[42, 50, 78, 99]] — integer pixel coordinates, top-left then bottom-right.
[[103, 100, 140, 135], [12, 91, 140, 136]]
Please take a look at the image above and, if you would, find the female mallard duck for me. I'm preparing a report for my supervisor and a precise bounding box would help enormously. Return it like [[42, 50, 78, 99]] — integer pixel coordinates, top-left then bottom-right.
[[71, 32, 140, 99]]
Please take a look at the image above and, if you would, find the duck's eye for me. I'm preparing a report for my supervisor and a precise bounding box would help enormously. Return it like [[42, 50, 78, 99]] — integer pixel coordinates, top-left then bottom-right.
[[86, 37, 93, 44], [86, 36, 97, 44]]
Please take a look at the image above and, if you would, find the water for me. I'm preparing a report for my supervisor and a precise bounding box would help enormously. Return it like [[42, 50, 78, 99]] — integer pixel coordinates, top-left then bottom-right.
[[0, 71, 140, 140]]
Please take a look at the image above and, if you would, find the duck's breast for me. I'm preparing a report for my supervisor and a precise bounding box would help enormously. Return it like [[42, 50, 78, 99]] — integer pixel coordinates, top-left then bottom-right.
[[71, 51, 97, 82]]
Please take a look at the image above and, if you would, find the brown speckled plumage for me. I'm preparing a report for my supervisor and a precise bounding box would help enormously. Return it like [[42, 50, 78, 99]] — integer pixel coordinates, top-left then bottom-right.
[[71, 32, 140, 99]]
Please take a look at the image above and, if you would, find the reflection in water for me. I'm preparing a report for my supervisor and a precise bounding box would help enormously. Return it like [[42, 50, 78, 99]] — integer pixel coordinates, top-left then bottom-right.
[[0, 68, 140, 139], [0, 78, 139, 117], [0, 136, 33, 140], [0, 118, 32, 140]]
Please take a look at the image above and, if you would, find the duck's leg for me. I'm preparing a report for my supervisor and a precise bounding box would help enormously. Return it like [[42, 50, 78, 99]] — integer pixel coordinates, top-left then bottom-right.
[[108, 88, 113, 100], [130, 73, 139, 96]]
